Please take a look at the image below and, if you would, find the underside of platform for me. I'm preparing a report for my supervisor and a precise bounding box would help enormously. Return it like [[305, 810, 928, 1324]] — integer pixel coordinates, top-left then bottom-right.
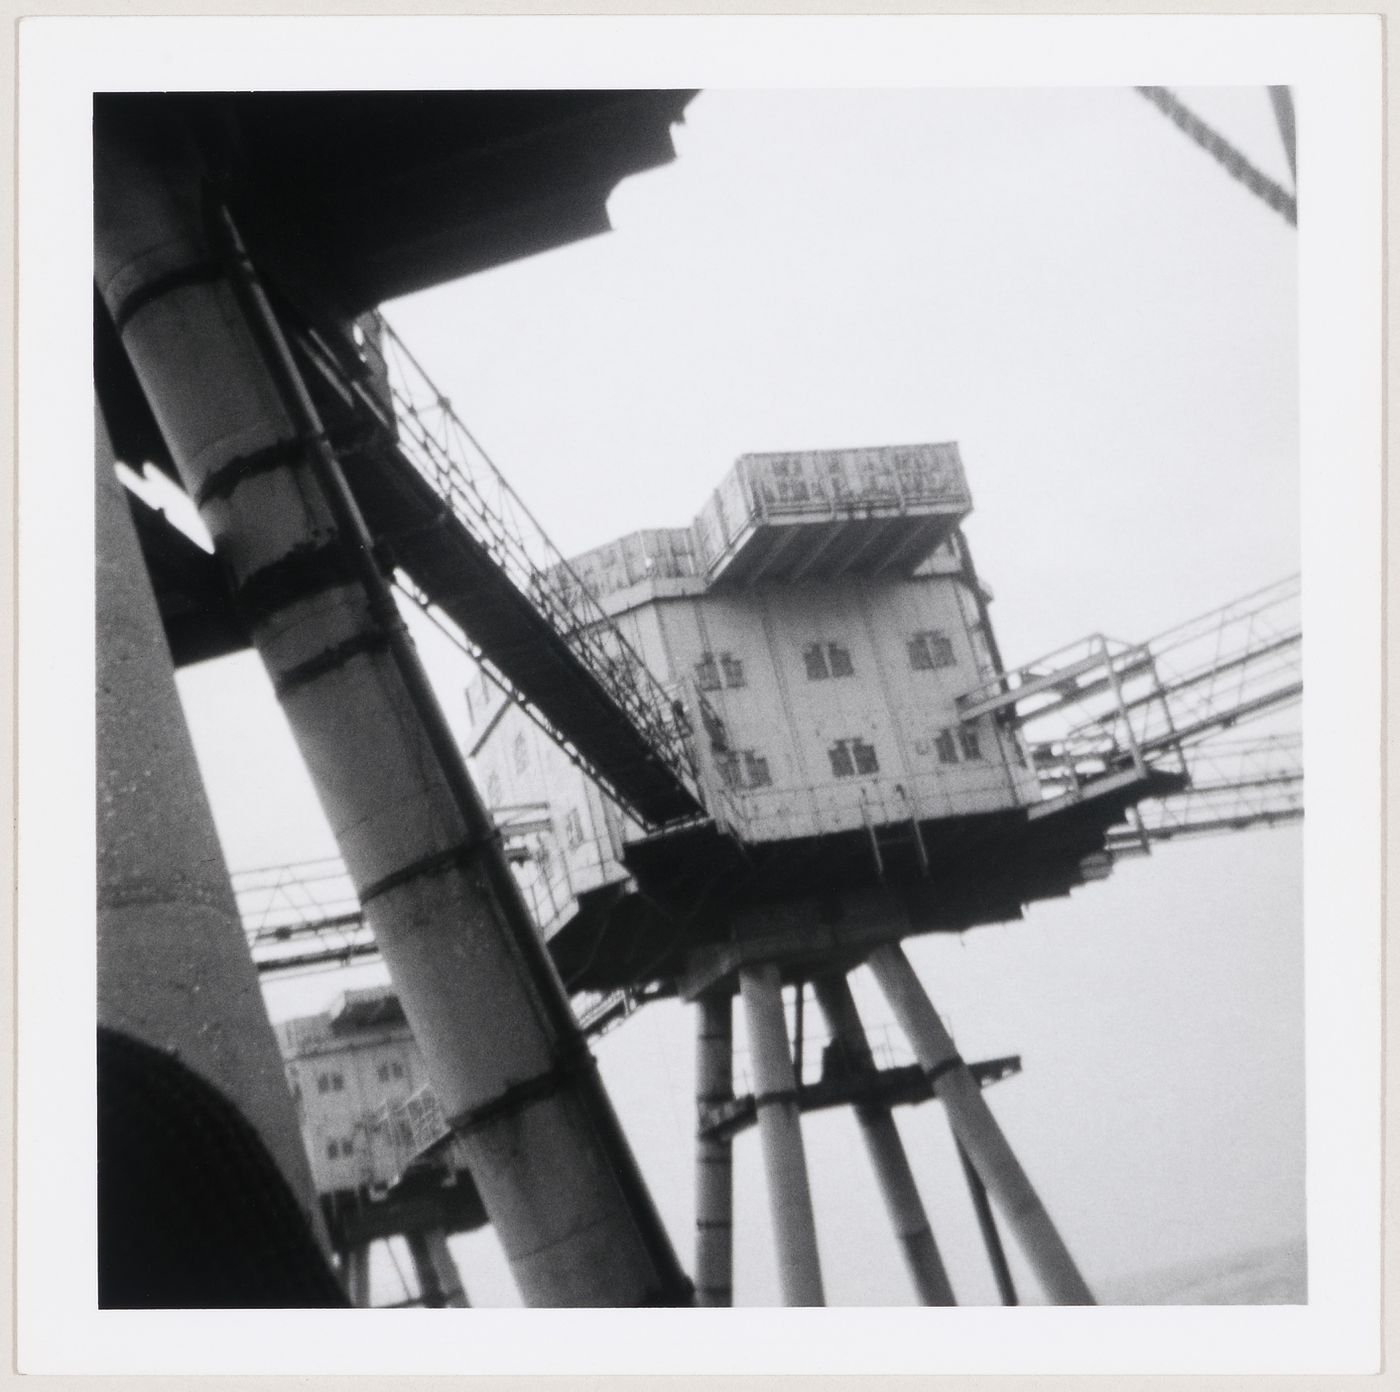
[[548, 766, 1185, 992]]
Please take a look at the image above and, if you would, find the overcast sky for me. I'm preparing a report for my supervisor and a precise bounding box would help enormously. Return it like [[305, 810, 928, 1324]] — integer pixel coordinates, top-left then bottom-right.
[[176, 86, 1302, 1307]]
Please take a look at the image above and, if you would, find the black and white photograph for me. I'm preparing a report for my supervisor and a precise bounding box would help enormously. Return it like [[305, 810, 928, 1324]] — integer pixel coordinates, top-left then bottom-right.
[[13, 13, 1383, 1379]]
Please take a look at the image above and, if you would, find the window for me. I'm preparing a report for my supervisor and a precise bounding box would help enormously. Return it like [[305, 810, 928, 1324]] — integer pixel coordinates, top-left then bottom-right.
[[377, 1063, 390, 1083], [317, 1070, 344, 1095], [397, 1122, 413, 1147], [694, 654, 721, 691], [327, 1137, 352, 1159], [696, 652, 745, 691], [716, 749, 773, 791], [804, 642, 855, 681], [326, 1140, 339, 1159], [513, 732, 529, 773], [829, 738, 879, 778], [376, 1060, 405, 1084], [908, 630, 957, 671], [934, 729, 959, 765], [958, 727, 983, 761], [564, 807, 585, 849]]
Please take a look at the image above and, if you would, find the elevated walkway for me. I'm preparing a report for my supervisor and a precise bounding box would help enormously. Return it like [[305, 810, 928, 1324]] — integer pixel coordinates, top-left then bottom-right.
[[289, 315, 705, 830], [959, 575, 1301, 824]]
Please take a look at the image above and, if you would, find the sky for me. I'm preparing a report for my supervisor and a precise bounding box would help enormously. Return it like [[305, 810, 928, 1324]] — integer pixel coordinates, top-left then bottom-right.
[[173, 87, 1303, 1308]]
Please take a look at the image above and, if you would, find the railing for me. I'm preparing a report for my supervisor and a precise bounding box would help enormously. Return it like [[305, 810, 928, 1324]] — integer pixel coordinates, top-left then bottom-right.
[[294, 313, 702, 827], [1105, 731, 1303, 852], [967, 576, 1301, 809]]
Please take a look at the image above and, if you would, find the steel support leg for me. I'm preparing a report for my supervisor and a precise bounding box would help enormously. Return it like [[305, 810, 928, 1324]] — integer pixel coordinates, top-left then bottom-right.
[[867, 943, 1095, 1305], [422, 1228, 470, 1307], [406, 1231, 447, 1308], [342, 1243, 372, 1308], [812, 974, 956, 1306], [739, 964, 825, 1306], [956, 1139, 1018, 1305], [94, 103, 689, 1309], [694, 991, 735, 1307]]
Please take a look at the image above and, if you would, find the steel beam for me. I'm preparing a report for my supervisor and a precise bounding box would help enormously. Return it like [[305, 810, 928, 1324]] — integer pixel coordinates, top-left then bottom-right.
[[867, 943, 1094, 1305], [739, 964, 825, 1306]]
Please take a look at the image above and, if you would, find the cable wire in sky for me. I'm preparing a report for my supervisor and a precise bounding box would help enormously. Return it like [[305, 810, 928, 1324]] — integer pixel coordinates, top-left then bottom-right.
[[1136, 86, 1298, 228]]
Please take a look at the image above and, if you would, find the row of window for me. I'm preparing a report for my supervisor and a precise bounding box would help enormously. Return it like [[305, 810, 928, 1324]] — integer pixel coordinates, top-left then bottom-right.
[[717, 724, 992, 788], [315, 1060, 404, 1095], [694, 630, 958, 692]]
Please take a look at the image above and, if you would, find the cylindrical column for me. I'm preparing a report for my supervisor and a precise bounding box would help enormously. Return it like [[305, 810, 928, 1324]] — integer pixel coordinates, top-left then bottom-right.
[[738, 963, 824, 1306], [955, 1139, 1018, 1306], [867, 943, 1095, 1305], [405, 1231, 446, 1308], [811, 975, 956, 1306], [425, 1228, 470, 1308], [694, 991, 735, 1307], [342, 1243, 372, 1308], [94, 99, 689, 1308], [96, 404, 324, 1245]]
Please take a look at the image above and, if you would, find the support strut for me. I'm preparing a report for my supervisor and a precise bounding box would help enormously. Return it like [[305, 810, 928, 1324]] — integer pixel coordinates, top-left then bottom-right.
[[694, 991, 735, 1307], [812, 974, 956, 1305], [867, 943, 1094, 1305], [739, 964, 825, 1306]]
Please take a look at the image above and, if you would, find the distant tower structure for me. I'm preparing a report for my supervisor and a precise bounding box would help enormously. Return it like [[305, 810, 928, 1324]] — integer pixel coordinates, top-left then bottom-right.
[[466, 443, 1146, 1307], [276, 986, 482, 1307]]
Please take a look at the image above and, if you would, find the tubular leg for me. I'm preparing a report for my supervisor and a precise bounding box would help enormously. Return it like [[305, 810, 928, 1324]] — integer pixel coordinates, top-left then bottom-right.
[[695, 991, 735, 1307], [342, 1243, 373, 1308], [739, 964, 824, 1307], [867, 943, 1095, 1305], [956, 1139, 1018, 1306], [812, 974, 956, 1306], [406, 1231, 446, 1308], [423, 1228, 470, 1307]]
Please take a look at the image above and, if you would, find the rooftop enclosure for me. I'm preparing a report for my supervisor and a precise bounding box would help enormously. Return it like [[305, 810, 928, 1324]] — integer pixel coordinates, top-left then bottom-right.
[[555, 443, 972, 604], [698, 444, 972, 586]]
